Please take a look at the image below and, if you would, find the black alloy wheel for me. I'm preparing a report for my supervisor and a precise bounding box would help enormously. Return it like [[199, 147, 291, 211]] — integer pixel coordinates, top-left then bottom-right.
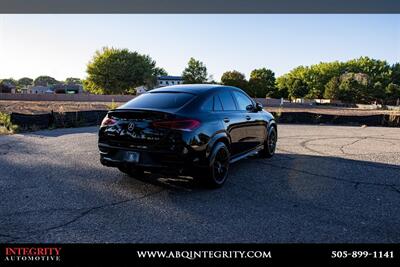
[[260, 126, 277, 158], [203, 142, 230, 188]]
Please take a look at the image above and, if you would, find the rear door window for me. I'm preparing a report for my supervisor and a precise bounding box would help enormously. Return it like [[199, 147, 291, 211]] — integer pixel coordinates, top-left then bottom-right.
[[218, 90, 237, 111], [119, 92, 195, 109]]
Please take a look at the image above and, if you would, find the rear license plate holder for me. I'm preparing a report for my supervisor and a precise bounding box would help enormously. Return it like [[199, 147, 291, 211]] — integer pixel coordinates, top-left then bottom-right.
[[124, 151, 140, 163]]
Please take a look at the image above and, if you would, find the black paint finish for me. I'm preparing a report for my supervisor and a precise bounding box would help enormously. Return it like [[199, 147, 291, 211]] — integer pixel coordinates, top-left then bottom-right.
[[98, 84, 277, 183]]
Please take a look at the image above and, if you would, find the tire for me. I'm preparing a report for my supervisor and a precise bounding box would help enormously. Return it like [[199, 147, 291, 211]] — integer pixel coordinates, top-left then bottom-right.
[[260, 126, 277, 158], [200, 142, 230, 188], [118, 166, 144, 178]]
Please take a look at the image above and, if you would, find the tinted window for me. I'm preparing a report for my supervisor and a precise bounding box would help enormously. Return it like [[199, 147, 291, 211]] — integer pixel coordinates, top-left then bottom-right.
[[213, 96, 223, 111], [201, 97, 213, 111], [219, 91, 237, 110], [233, 91, 253, 111], [119, 92, 194, 109]]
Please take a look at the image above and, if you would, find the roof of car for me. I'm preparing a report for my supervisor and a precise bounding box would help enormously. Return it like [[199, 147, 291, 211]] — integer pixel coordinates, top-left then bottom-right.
[[149, 84, 237, 94]]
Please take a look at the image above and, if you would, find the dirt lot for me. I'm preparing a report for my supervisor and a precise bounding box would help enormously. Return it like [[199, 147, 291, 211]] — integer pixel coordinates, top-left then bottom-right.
[[1, 100, 398, 115], [0, 101, 125, 114]]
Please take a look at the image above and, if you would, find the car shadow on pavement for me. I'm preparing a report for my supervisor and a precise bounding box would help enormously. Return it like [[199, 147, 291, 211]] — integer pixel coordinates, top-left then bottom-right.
[[131, 172, 204, 191], [118, 150, 400, 194]]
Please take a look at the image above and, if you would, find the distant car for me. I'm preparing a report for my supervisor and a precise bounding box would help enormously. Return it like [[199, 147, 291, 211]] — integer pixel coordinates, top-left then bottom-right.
[[98, 84, 277, 188]]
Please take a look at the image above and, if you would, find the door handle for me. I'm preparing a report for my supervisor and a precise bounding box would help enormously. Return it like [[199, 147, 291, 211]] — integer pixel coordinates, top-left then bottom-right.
[[223, 117, 230, 123], [246, 115, 251, 120]]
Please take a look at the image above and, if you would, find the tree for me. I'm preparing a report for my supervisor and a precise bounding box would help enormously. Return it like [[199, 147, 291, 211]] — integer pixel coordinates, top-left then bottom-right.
[[154, 67, 168, 77], [337, 73, 367, 103], [84, 47, 164, 94], [0, 78, 17, 87], [289, 79, 309, 99], [385, 83, 400, 104], [182, 57, 208, 84], [276, 57, 397, 103], [276, 66, 310, 100], [65, 77, 82, 85], [248, 68, 276, 98], [220, 70, 248, 90], [371, 81, 386, 103], [34, 76, 59, 86], [324, 76, 340, 100], [276, 74, 291, 99], [306, 61, 344, 99], [17, 77, 33, 88], [346, 72, 371, 103], [391, 63, 400, 85], [274, 85, 289, 99], [346, 57, 391, 86], [143, 67, 168, 90]]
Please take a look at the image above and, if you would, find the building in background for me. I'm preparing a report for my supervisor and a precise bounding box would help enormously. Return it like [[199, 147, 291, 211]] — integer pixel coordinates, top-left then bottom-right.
[[156, 76, 183, 88], [17, 84, 83, 94], [0, 82, 16, 93], [27, 85, 53, 94], [52, 84, 83, 94]]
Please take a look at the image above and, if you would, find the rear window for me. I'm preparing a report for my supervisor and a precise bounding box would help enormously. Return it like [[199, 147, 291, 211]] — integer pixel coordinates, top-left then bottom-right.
[[119, 92, 195, 109]]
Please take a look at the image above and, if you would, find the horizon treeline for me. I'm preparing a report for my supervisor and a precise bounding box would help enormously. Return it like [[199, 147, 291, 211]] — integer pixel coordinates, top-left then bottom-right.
[[1, 48, 399, 104]]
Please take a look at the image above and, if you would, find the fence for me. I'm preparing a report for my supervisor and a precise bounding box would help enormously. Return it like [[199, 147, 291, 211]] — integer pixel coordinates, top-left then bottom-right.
[[272, 112, 400, 127]]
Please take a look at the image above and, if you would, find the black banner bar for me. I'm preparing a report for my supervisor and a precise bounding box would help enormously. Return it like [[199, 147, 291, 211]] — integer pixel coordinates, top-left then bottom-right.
[[0, 0, 400, 14], [1, 244, 399, 266]]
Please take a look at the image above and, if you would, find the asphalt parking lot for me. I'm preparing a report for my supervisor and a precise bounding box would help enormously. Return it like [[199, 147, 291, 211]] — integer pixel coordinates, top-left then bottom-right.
[[0, 124, 399, 243]]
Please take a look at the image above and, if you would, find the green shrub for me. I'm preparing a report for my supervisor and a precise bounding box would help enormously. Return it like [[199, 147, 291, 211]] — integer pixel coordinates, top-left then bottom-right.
[[0, 112, 18, 134], [274, 107, 283, 122], [386, 112, 400, 127]]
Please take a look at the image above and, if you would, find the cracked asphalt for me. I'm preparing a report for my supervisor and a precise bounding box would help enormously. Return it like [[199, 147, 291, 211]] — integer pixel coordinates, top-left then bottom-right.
[[0, 125, 399, 243]]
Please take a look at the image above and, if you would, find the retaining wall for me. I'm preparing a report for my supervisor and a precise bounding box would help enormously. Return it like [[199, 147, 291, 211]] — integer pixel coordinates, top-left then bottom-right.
[[11, 110, 108, 131], [272, 112, 400, 127]]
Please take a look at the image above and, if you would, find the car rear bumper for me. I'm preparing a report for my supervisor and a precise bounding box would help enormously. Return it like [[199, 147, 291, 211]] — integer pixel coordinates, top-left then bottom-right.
[[98, 143, 203, 174]]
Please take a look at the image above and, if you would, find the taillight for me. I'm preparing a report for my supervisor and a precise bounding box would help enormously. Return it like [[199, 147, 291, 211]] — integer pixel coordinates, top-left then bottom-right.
[[101, 116, 117, 127], [152, 119, 200, 131]]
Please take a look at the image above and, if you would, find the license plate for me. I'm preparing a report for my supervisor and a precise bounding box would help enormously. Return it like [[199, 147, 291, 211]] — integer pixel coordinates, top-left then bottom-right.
[[124, 151, 140, 163]]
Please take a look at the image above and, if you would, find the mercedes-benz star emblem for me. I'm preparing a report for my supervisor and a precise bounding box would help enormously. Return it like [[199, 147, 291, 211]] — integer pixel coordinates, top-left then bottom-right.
[[127, 122, 135, 131]]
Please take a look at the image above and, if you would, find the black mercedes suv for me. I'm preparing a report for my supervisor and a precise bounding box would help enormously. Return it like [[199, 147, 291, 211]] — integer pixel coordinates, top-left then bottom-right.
[[98, 84, 277, 188]]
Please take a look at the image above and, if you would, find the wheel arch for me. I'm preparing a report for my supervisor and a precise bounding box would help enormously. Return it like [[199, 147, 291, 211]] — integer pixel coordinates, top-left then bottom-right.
[[206, 132, 231, 158], [269, 120, 278, 135]]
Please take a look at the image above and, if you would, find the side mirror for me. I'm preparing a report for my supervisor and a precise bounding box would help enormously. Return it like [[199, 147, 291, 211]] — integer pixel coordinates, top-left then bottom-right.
[[246, 104, 254, 112], [255, 102, 263, 111]]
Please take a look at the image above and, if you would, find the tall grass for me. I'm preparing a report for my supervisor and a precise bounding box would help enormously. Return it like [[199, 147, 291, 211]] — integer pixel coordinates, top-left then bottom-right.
[[106, 99, 119, 110]]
